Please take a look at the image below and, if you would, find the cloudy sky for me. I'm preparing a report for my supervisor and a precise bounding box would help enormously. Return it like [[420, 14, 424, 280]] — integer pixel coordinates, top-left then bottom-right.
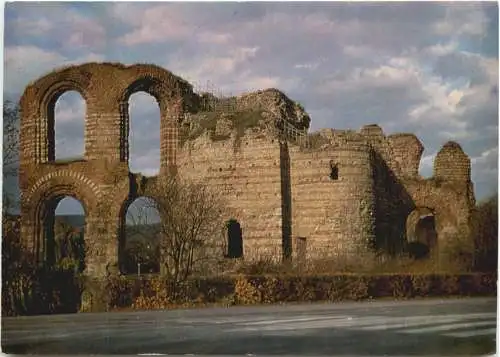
[[4, 1, 498, 215]]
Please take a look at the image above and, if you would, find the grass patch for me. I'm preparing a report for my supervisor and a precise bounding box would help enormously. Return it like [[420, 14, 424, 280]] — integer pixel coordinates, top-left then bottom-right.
[[180, 109, 266, 147]]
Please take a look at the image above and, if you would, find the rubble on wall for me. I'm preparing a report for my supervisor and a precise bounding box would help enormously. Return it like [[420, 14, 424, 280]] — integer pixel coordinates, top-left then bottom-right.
[[180, 88, 311, 146]]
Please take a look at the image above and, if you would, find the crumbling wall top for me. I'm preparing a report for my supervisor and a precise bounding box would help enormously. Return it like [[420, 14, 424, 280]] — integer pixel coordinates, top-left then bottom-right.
[[236, 88, 311, 131], [433, 140, 471, 182], [20, 62, 199, 114], [181, 88, 311, 145], [360, 124, 385, 138]]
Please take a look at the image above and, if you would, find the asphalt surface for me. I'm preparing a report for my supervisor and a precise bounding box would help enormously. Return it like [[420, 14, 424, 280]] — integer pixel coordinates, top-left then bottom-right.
[[1, 297, 497, 356]]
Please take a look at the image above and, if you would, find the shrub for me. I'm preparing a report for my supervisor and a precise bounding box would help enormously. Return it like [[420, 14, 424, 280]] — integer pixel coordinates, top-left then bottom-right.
[[410, 274, 434, 297], [471, 195, 498, 273], [234, 276, 261, 305]]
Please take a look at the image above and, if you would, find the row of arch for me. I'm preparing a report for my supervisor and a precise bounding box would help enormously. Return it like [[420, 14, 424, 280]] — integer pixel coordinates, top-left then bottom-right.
[[49, 90, 161, 175], [43, 196, 438, 276], [39, 195, 244, 275], [20, 63, 195, 171]]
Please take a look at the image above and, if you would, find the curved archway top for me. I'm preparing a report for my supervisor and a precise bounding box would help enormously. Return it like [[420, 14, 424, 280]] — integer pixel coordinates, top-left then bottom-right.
[[38, 191, 90, 217], [117, 64, 198, 112], [25, 170, 102, 216], [20, 62, 200, 117], [118, 194, 162, 228], [20, 67, 93, 117], [408, 206, 435, 218]]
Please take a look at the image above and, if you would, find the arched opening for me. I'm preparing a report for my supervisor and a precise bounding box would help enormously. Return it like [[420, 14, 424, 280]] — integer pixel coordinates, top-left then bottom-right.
[[226, 218, 243, 258], [128, 92, 161, 176], [49, 91, 86, 162], [37, 195, 85, 313], [120, 196, 161, 275], [406, 208, 438, 260], [48, 196, 86, 271], [329, 160, 339, 180]]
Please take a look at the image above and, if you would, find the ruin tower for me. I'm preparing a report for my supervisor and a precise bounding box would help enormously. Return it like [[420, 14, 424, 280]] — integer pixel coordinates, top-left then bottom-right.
[[289, 132, 376, 259], [18, 61, 477, 287]]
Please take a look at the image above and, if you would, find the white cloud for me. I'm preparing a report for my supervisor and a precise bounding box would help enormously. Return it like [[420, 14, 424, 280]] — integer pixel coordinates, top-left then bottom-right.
[[4, 46, 105, 96], [129, 150, 161, 176], [471, 147, 498, 167], [12, 17, 53, 35], [197, 31, 232, 45], [8, 6, 107, 51], [433, 5, 489, 37], [419, 153, 437, 177], [5, 46, 65, 70], [343, 45, 375, 58], [116, 4, 198, 45], [424, 42, 459, 57], [4, 46, 65, 95], [4, 2, 497, 200], [54, 93, 86, 124]]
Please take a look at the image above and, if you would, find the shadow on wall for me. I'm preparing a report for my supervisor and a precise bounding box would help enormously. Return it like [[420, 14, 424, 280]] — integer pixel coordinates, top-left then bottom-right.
[[371, 150, 416, 256], [406, 209, 438, 260], [226, 219, 243, 259], [280, 141, 292, 261]]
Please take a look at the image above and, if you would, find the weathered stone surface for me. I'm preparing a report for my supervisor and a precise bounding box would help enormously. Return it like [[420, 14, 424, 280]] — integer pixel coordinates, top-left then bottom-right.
[[19, 62, 476, 278]]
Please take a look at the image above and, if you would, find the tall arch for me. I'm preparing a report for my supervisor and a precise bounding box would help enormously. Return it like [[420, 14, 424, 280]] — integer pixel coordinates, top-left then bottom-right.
[[115, 65, 195, 175], [404, 180, 473, 266], [127, 92, 161, 175], [22, 171, 101, 264], [51, 91, 86, 161], [118, 195, 161, 274], [34, 192, 89, 266], [42, 196, 86, 269], [20, 69, 93, 164], [406, 207, 438, 259]]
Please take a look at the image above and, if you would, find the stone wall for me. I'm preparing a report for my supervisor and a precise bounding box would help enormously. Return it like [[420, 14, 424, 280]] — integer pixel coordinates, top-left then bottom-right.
[[18, 62, 477, 280], [289, 135, 376, 260], [177, 131, 283, 260]]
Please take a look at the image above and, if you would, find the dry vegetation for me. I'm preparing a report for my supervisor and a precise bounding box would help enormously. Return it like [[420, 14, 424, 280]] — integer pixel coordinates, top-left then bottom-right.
[[3, 193, 496, 315], [2, 101, 497, 316], [179, 109, 266, 146]]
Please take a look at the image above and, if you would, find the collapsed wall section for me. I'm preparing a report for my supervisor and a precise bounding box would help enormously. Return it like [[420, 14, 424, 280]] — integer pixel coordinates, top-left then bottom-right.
[[387, 133, 424, 179], [358, 125, 423, 255], [289, 134, 376, 259]]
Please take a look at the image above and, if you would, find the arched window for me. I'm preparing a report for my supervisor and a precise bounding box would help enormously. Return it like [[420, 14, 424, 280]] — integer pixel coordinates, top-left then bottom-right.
[[120, 197, 161, 275], [406, 208, 438, 259], [128, 92, 160, 176], [49, 91, 86, 162], [226, 219, 243, 258], [44, 196, 86, 272]]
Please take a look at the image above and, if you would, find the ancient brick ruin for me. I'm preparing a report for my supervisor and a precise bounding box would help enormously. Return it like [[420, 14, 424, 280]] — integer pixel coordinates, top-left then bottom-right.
[[19, 63, 476, 279]]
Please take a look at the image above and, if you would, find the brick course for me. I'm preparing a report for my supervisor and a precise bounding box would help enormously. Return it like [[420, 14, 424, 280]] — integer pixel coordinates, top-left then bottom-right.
[[19, 62, 476, 278]]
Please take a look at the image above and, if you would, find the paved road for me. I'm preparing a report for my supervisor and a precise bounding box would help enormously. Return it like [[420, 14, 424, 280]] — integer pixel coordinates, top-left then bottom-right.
[[2, 298, 497, 355]]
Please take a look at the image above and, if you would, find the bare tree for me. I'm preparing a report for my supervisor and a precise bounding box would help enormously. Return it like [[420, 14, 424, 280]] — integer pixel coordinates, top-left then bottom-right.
[[472, 195, 498, 272], [3, 100, 20, 215], [141, 176, 228, 286], [3, 100, 20, 173]]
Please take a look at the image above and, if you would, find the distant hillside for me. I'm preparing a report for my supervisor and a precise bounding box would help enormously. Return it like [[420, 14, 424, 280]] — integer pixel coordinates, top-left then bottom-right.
[[55, 215, 85, 228], [55, 214, 160, 244]]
